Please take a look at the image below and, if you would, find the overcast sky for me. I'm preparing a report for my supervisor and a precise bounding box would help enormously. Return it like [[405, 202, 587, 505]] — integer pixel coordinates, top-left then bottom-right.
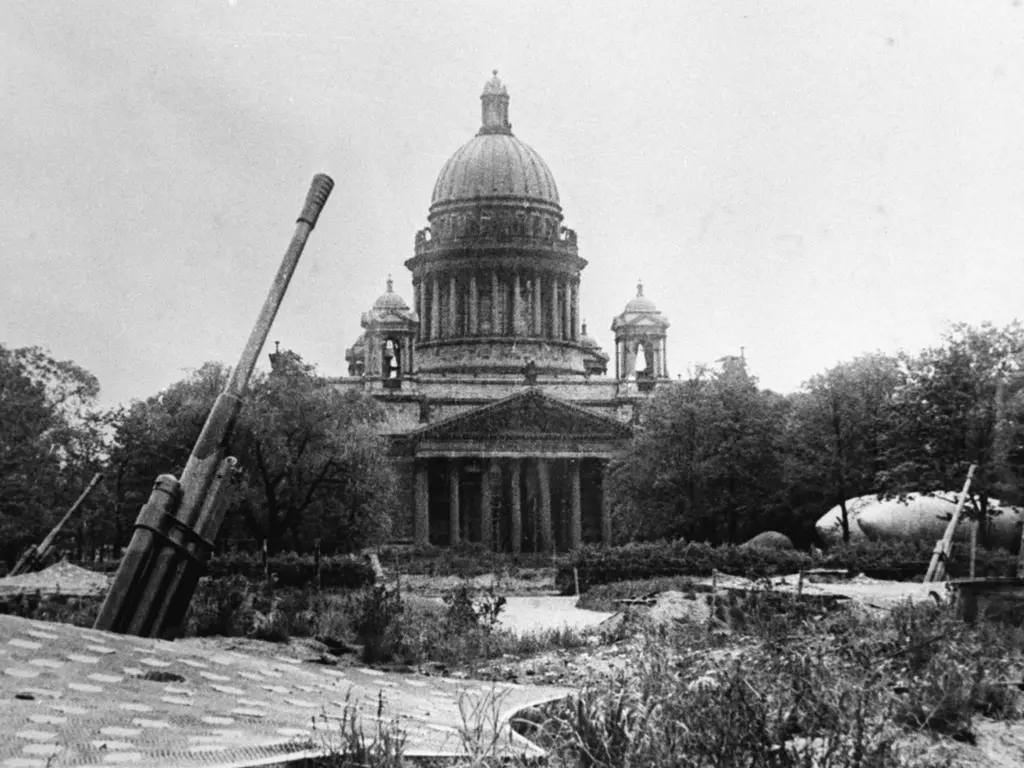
[[3, 0, 1023, 407]]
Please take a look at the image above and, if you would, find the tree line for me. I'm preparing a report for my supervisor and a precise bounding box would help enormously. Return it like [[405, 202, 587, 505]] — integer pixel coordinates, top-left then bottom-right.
[[2, 320, 1022, 566], [609, 321, 1024, 547], [0, 346, 395, 567]]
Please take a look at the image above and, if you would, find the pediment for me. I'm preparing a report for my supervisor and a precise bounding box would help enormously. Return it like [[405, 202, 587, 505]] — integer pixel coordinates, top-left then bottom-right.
[[410, 389, 632, 443]]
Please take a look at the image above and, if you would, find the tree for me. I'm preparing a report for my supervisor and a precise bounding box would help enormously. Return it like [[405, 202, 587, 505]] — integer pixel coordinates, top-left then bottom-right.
[[0, 345, 108, 565], [879, 322, 1024, 534], [784, 353, 903, 542], [108, 355, 396, 554], [233, 355, 395, 553], [104, 362, 228, 549], [609, 357, 789, 544]]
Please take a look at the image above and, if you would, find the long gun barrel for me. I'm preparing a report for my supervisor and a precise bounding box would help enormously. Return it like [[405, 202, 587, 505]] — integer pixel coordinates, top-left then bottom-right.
[[94, 174, 335, 638], [10, 472, 104, 576]]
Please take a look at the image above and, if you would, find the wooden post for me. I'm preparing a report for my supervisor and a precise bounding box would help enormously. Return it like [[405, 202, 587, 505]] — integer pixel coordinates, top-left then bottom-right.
[[970, 520, 978, 580], [710, 570, 718, 631], [924, 464, 977, 583], [314, 539, 321, 593]]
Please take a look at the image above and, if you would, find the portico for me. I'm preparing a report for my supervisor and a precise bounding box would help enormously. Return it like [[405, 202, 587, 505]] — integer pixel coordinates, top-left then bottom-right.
[[404, 388, 626, 552]]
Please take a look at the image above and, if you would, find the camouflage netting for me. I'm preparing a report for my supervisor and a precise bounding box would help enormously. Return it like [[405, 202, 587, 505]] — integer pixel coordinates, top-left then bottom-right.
[[816, 493, 1024, 550]]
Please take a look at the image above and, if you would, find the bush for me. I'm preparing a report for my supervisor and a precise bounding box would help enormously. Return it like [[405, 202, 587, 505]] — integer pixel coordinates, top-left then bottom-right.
[[208, 552, 375, 589], [185, 574, 258, 637], [376, 543, 561, 577], [558, 540, 1019, 594], [0, 592, 101, 628], [353, 585, 405, 663], [83, 551, 376, 589]]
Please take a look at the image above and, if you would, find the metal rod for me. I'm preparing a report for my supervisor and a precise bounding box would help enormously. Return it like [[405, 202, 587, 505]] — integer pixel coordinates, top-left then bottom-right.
[[925, 464, 977, 583]]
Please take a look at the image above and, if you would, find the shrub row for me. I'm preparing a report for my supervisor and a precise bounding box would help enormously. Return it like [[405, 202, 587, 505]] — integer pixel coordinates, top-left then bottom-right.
[[557, 540, 1019, 594], [376, 542, 564, 577], [86, 551, 375, 589]]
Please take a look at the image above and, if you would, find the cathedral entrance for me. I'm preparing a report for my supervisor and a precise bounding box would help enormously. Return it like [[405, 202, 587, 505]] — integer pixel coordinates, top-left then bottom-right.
[[419, 455, 610, 553]]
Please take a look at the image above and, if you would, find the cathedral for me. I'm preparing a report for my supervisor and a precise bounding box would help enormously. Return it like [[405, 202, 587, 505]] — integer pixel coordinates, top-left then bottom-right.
[[338, 72, 671, 552]]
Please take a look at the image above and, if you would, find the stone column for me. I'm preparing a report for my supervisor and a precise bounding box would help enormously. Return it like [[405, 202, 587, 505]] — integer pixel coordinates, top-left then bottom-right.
[[480, 460, 494, 550], [469, 274, 478, 335], [565, 276, 573, 339], [448, 462, 460, 546], [537, 458, 553, 554], [491, 271, 500, 336], [510, 459, 522, 554], [532, 273, 542, 336], [430, 276, 441, 341], [448, 275, 458, 337], [415, 281, 424, 341], [512, 273, 523, 336], [601, 460, 613, 546], [414, 461, 429, 546], [550, 277, 559, 340], [571, 279, 580, 341], [569, 459, 582, 551]]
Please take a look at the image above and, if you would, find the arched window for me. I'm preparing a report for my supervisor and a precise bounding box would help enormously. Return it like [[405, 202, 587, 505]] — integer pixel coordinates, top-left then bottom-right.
[[382, 338, 401, 379]]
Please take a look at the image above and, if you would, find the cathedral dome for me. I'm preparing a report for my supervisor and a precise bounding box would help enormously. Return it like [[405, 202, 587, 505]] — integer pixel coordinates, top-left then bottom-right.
[[430, 72, 560, 211], [623, 281, 658, 313], [579, 321, 600, 349], [372, 276, 409, 311]]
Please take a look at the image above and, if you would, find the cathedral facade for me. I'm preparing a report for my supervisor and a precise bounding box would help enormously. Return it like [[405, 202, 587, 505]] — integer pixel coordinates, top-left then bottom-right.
[[339, 73, 670, 552]]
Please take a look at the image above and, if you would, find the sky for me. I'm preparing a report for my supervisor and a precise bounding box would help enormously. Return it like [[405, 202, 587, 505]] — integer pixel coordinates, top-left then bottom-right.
[[3, 0, 1023, 407]]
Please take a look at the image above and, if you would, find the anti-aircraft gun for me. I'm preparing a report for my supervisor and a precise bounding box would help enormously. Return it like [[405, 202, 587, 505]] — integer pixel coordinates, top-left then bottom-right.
[[93, 174, 335, 639], [9, 472, 104, 576]]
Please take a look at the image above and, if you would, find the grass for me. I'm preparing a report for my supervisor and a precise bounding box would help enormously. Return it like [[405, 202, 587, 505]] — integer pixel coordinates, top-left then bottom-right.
[[575, 575, 701, 611]]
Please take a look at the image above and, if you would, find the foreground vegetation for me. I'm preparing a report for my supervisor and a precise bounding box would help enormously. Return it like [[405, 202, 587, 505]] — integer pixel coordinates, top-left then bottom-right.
[[6, 563, 1024, 766], [299, 584, 1024, 766]]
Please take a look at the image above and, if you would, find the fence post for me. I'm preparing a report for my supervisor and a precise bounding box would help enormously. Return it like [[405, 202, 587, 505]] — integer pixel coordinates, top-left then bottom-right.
[[314, 539, 321, 593]]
